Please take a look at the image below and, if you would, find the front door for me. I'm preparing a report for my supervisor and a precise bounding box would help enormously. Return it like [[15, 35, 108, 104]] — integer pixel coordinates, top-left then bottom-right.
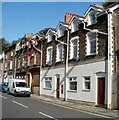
[[27, 74, 30, 87], [56, 78, 60, 98], [98, 77, 105, 106]]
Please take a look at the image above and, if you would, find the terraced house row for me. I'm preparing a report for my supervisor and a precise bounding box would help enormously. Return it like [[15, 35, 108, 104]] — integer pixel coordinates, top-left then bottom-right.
[[1, 2, 119, 109]]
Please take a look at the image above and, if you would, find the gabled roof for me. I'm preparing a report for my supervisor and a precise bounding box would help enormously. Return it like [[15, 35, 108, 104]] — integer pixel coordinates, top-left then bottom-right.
[[104, 1, 119, 9], [84, 4, 104, 17], [56, 21, 69, 31], [97, 2, 119, 17], [72, 14, 85, 19], [46, 27, 56, 36], [91, 4, 104, 10], [32, 32, 46, 42], [69, 13, 84, 25]]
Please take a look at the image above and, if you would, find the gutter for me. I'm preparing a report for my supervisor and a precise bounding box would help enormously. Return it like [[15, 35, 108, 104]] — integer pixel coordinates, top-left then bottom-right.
[[82, 21, 108, 35]]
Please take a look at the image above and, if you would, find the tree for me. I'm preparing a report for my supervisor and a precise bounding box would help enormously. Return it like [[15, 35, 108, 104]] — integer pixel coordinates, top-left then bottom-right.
[[38, 28, 49, 36], [0, 38, 10, 53], [102, 1, 116, 7]]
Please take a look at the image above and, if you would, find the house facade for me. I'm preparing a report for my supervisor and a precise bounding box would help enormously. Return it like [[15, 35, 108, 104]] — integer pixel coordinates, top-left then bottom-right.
[[2, 2, 119, 109], [40, 3, 119, 109], [3, 44, 16, 82], [40, 5, 108, 107], [26, 33, 42, 95], [0, 53, 4, 83], [15, 36, 29, 80]]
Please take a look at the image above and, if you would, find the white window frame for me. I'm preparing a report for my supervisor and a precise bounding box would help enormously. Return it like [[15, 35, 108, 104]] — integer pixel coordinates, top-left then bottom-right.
[[10, 60, 12, 70], [48, 33, 54, 42], [57, 28, 64, 38], [83, 76, 91, 91], [71, 20, 79, 33], [46, 47, 53, 65], [5, 62, 7, 70], [11, 51, 13, 56], [86, 32, 97, 56], [44, 77, 52, 89], [69, 77, 77, 91], [70, 36, 79, 60], [56, 43, 63, 62], [87, 12, 97, 26]]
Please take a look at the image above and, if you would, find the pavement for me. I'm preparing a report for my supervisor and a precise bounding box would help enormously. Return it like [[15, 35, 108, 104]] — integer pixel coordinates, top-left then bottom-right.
[[31, 94, 119, 119]]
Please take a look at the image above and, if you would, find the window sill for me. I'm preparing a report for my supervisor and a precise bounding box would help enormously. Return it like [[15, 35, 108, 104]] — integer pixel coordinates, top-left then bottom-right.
[[43, 88, 52, 90], [47, 40, 53, 43], [56, 60, 63, 63], [86, 21, 97, 27], [57, 35, 64, 39], [82, 89, 90, 92], [67, 90, 77, 93], [71, 30, 79, 34], [85, 53, 97, 57]]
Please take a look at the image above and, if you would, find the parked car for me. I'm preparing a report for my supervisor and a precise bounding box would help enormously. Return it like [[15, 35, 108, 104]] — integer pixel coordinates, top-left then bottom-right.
[[0, 83, 2, 91], [2, 82, 8, 93], [8, 79, 31, 97]]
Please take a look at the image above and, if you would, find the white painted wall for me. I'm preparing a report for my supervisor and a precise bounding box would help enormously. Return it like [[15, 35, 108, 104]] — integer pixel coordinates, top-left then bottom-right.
[[41, 67, 65, 98], [41, 60, 106, 104]]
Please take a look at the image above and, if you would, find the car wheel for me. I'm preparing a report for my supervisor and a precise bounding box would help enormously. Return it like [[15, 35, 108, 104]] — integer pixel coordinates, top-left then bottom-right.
[[7, 89, 10, 94], [14, 92, 17, 97], [28, 94, 30, 97]]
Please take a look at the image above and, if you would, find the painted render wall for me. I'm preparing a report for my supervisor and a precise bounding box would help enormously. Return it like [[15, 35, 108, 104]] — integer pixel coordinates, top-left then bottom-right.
[[41, 60, 106, 104]]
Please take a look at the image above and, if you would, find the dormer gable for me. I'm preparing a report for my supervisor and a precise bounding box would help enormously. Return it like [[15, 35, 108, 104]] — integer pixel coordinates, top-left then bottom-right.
[[69, 14, 84, 33], [84, 4, 104, 26], [46, 28, 56, 42], [56, 21, 69, 38]]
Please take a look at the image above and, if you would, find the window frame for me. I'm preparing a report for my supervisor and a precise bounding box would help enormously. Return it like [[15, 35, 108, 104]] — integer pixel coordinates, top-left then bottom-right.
[[44, 77, 52, 89], [87, 11, 97, 26], [68, 77, 77, 91], [57, 27, 65, 38], [47, 33, 55, 43], [56, 43, 63, 62], [86, 32, 97, 56], [46, 47, 53, 65], [10, 60, 13, 70], [83, 76, 91, 91], [70, 36, 79, 60], [71, 20, 79, 33]]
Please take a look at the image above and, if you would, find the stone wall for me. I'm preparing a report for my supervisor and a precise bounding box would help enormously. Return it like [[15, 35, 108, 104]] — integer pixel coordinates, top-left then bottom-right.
[[112, 8, 119, 109]]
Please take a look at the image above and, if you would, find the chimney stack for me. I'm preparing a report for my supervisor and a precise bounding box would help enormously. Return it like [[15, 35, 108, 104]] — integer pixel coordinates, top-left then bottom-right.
[[64, 12, 72, 23]]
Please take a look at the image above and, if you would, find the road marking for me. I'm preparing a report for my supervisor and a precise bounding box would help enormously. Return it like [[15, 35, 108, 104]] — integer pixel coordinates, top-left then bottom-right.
[[39, 112, 58, 120], [12, 100, 28, 108], [0, 95, 7, 99], [40, 100, 114, 119]]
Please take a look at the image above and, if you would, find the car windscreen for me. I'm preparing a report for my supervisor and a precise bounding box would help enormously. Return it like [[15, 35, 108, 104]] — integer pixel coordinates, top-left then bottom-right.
[[15, 82, 27, 87]]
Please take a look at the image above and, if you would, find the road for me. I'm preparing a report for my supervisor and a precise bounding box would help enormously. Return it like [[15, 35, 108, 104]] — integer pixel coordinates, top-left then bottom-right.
[[1, 92, 114, 119]]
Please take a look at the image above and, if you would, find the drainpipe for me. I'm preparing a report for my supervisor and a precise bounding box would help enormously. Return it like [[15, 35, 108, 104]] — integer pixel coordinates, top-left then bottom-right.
[[82, 21, 108, 35], [39, 41, 43, 96], [14, 51, 16, 79], [107, 9, 113, 109], [2, 52, 5, 82], [55, 27, 69, 101], [64, 28, 69, 101]]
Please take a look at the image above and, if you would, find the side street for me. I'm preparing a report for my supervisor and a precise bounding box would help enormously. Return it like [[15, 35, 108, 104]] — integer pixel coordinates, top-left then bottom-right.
[[0, 2, 119, 117]]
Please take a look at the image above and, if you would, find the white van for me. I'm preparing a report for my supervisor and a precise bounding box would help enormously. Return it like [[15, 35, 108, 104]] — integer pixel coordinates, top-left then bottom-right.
[[8, 79, 31, 97]]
